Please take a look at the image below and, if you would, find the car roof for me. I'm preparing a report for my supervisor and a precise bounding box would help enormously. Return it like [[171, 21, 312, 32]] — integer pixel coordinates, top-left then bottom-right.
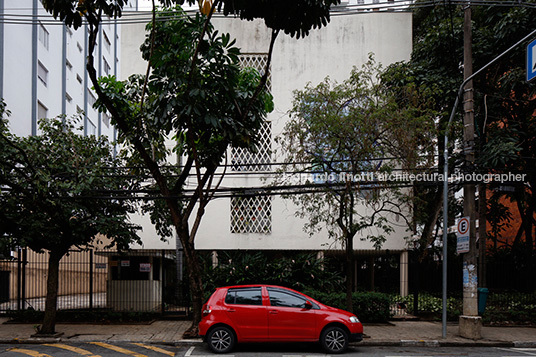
[[218, 284, 305, 294], [219, 284, 288, 289]]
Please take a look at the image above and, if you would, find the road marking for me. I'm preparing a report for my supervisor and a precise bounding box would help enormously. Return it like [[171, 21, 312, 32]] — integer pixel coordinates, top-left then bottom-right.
[[88, 342, 148, 357], [184, 346, 234, 357], [7, 348, 53, 357], [44, 343, 102, 357], [131, 343, 175, 357], [510, 348, 536, 356], [498, 348, 536, 356]]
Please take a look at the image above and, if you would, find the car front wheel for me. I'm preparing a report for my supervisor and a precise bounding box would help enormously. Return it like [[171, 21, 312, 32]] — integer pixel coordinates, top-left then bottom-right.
[[207, 326, 236, 354], [320, 326, 349, 354]]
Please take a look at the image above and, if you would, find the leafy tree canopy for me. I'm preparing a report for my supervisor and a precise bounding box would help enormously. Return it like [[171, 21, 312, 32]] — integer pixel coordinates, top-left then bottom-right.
[[95, 8, 273, 240], [383, 1, 536, 254], [0, 112, 141, 255], [40, 0, 340, 38], [277, 57, 437, 247]]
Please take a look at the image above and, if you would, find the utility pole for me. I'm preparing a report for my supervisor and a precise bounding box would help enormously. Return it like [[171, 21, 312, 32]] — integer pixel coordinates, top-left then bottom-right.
[[459, 2, 482, 339], [441, 25, 536, 341]]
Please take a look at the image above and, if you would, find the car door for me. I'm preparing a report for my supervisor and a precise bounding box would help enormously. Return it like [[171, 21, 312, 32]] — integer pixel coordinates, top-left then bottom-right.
[[223, 287, 268, 341], [266, 287, 317, 341]]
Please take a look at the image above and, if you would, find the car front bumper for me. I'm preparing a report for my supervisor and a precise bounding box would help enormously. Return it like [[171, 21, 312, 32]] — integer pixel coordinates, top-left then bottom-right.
[[349, 333, 363, 343]]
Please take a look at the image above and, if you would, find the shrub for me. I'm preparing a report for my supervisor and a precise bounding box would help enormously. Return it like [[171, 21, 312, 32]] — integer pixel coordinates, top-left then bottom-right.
[[389, 293, 462, 320], [202, 251, 345, 293], [303, 289, 391, 323]]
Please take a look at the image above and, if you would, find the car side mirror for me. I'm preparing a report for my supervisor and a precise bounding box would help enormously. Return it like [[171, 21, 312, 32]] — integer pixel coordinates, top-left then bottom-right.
[[304, 301, 313, 309]]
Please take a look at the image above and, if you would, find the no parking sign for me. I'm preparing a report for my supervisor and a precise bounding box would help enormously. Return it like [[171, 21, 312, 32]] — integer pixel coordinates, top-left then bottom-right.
[[457, 217, 470, 254]]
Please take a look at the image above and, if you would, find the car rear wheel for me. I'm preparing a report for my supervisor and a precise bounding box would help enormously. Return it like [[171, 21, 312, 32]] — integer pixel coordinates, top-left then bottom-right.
[[320, 326, 349, 354], [207, 326, 236, 354]]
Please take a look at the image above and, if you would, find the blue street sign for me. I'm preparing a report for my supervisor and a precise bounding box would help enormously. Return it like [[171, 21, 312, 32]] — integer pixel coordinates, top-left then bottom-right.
[[527, 38, 536, 82]]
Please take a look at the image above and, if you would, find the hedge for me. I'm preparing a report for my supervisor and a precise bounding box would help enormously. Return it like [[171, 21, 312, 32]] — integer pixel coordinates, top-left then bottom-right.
[[303, 289, 391, 323]]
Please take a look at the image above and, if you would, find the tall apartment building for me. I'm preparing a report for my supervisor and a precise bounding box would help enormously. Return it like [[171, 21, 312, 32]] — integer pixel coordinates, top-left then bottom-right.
[[0, 0, 121, 138]]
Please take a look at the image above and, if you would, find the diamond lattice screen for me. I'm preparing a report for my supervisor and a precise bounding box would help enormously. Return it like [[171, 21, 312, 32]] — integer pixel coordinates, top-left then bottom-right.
[[230, 195, 272, 234], [231, 120, 271, 172], [239, 54, 271, 91], [230, 54, 272, 172]]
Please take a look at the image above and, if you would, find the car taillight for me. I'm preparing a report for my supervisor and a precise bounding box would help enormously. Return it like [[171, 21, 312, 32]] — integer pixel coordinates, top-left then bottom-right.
[[202, 305, 212, 317]]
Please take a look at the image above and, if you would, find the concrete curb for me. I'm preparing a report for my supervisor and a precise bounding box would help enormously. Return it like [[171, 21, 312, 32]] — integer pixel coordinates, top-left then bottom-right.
[[1, 337, 535, 349], [513, 341, 536, 348], [354, 339, 531, 348], [0, 338, 61, 344]]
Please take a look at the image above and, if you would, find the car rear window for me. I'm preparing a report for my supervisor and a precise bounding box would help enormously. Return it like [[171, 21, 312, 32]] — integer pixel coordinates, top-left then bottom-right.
[[225, 287, 263, 306]]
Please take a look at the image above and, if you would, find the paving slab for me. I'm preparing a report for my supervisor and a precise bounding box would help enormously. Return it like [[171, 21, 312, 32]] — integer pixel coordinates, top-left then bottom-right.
[[0, 318, 534, 347]]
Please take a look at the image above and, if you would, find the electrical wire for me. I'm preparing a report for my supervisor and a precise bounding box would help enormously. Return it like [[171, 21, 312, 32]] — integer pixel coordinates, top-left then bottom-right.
[[0, 0, 535, 26]]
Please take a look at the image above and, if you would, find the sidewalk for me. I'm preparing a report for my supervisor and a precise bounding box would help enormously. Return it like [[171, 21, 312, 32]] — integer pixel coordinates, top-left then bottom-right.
[[0, 318, 535, 347]]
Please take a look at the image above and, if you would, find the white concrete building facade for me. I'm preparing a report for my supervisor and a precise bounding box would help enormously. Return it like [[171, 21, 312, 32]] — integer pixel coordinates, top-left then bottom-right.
[[121, 9, 413, 295], [0, 0, 121, 138]]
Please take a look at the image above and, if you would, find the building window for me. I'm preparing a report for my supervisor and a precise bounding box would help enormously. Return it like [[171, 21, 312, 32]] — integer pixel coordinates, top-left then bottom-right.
[[230, 195, 272, 234], [77, 74, 83, 84], [103, 58, 111, 75], [86, 119, 96, 136], [66, 59, 73, 71], [37, 62, 48, 86], [37, 102, 48, 120], [77, 42, 83, 53], [38, 23, 49, 50], [65, 92, 72, 103], [239, 54, 271, 91], [88, 90, 97, 108], [231, 54, 272, 172], [103, 112, 110, 128], [103, 31, 111, 53], [231, 120, 271, 172]]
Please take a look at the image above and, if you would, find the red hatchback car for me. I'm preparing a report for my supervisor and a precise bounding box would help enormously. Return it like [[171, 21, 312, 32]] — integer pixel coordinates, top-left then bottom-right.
[[199, 285, 363, 354]]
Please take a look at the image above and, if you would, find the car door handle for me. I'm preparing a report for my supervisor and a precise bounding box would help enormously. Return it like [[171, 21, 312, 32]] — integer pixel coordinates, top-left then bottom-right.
[[269, 310, 278, 314], [227, 309, 236, 312]]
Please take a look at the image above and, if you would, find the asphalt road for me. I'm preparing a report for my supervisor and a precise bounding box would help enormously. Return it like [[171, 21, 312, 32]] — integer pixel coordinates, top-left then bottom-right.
[[1, 343, 536, 357]]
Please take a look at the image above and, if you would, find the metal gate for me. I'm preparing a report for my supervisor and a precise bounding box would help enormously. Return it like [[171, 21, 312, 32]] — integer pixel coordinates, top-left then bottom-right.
[[0, 248, 189, 315]]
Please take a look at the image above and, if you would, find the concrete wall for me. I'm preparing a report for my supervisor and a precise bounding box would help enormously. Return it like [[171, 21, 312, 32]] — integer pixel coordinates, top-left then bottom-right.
[[0, 249, 108, 300], [107, 280, 162, 311]]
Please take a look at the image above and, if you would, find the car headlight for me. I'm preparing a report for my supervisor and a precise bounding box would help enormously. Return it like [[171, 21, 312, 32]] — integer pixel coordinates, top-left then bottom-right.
[[349, 316, 360, 323]]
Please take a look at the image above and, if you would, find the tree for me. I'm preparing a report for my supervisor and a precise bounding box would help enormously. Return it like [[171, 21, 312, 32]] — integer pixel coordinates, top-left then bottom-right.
[[275, 58, 436, 311], [0, 112, 140, 334], [41, 0, 341, 336], [383, 1, 536, 263]]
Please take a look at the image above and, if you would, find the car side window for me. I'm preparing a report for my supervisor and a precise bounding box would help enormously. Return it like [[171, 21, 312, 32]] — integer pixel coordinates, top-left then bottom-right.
[[268, 289, 312, 309], [225, 288, 263, 306]]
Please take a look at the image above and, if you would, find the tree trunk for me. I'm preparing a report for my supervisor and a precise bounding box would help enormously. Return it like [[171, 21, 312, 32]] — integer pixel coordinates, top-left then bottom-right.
[[178, 227, 204, 338], [418, 188, 443, 261], [40, 251, 63, 335], [345, 232, 354, 313]]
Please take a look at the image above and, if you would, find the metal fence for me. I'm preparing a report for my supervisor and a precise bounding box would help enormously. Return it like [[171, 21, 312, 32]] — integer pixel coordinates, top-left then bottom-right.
[[0, 248, 189, 315]]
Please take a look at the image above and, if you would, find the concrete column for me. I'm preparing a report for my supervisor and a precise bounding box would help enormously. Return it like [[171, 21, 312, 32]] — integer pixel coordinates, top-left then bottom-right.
[[211, 251, 219, 268], [399, 251, 408, 297], [317, 251, 325, 270]]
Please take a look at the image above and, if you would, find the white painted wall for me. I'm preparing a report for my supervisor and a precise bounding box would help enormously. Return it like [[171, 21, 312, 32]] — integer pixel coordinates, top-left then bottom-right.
[[121, 11, 413, 252]]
